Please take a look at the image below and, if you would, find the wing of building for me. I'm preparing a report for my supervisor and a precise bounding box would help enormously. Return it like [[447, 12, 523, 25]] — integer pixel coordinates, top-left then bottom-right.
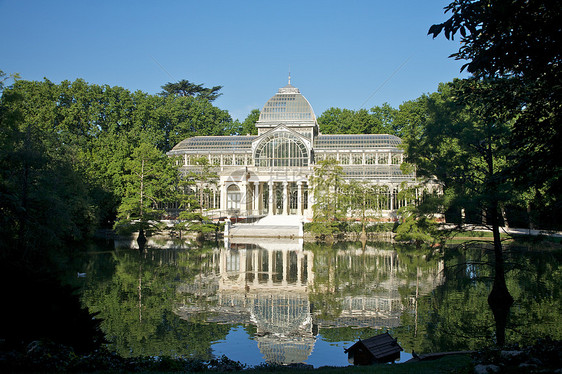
[[167, 80, 427, 221]]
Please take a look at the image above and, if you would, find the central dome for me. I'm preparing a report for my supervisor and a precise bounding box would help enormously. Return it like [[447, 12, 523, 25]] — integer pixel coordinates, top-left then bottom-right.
[[257, 83, 317, 125]]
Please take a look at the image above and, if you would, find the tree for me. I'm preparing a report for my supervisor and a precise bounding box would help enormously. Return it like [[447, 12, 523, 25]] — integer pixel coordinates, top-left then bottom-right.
[[174, 157, 219, 238], [233, 109, 259, 135], [402, 79, 519, 345], [310, 158, 347, 236], [342, 181, 386, 238], [429, 1, 562, 341], [0, 78, 97, 257], [0, 69, 19, 93], [159, 79, 223, 102], [317, 105, 397, 135], [429, 0, 562, 228], [114, 143, 177, 246]]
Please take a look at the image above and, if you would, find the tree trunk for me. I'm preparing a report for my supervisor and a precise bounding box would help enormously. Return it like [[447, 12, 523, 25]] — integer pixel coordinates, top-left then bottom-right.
[[487, 204, 513, 346], [137, 227, 147, 250]]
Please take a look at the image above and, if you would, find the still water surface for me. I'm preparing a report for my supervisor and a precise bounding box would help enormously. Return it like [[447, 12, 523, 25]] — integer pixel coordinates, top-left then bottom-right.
[[68, 238, 561, 367]]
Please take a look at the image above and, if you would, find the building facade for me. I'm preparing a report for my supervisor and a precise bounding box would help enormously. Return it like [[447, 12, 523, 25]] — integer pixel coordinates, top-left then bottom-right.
[[167, 80, 420, 220]]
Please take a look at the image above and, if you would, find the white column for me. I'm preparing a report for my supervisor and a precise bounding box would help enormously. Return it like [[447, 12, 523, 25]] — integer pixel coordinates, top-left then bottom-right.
[[283, 181, 289, 215], [307, 181, 313, 217], [240, 181, 247, 215], [268, 181, 274, 215], [220, 182, 227, 213], [297, 181, 303, 216], [388, 152, 392, 165], [253, 182, 260, 215]]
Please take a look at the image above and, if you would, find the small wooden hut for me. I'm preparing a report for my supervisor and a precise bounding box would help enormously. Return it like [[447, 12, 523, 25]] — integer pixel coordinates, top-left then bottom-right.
[[344, 332, 403, 365]]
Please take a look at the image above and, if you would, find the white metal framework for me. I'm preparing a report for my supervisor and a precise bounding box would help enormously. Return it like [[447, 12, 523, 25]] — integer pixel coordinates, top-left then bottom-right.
[[167, 80, 432, 219]]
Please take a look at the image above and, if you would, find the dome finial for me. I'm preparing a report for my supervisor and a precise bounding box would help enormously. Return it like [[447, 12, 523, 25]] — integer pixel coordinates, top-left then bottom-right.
[[288, 69, 291, 85]]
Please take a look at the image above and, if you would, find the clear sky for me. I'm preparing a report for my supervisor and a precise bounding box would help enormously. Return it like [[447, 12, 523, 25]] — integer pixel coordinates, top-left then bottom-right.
[[1, 0, 468, 121]]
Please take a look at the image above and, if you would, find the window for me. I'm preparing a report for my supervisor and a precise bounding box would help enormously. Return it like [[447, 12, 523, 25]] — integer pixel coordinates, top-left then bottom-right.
[[378, 153, 388, 164], [352, 153, 363, 165], [254, 131, 309, 167], [235, 155, 245, 165], [227, 184, 241, 210]]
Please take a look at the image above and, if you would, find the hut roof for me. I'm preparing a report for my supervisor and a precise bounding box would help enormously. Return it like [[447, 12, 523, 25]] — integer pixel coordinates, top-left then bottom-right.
[[345, 332, 403, 360]]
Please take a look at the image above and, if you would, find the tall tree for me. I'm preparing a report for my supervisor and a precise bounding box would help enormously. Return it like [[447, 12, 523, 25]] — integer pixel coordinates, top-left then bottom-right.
[[174, 156, 219, 238], [114, 143, 177, 246], [310, 158, 347, 235], [429, 0, 562, 227], [403, 79, 519, 340], [159, 79, 223, 102]]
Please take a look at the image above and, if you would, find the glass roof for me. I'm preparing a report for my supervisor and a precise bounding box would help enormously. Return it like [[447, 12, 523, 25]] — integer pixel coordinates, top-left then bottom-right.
[[169, 136, 255, 153], [315, 134, 402, 149], [257, 84, 317, 124]]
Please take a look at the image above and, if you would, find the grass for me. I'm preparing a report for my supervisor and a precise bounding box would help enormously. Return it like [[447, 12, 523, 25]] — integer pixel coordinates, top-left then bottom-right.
[[246, 355, 472, 374]]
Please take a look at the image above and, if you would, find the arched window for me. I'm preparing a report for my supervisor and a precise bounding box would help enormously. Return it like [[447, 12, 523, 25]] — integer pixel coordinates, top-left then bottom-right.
[[227, 184, 241, 210], [254, 132, 309, 167]]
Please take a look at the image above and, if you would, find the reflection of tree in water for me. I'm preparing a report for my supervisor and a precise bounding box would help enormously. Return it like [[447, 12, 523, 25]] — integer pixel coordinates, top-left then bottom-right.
[[396, 243, 562, 354], [80, 247, 230, 359]]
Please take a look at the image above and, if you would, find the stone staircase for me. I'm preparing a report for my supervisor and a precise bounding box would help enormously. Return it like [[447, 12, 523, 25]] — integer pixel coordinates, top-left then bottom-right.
[[254, 215, 303, 226], [228, 215, 303, 238]]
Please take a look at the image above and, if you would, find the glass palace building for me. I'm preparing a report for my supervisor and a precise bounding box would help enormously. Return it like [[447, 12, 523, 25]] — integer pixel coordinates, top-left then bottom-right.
[[167, 80, 419, 220]]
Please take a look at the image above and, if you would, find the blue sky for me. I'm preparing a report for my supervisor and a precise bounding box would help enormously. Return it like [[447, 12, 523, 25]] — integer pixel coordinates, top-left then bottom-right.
[[1, 0, 468, 121]]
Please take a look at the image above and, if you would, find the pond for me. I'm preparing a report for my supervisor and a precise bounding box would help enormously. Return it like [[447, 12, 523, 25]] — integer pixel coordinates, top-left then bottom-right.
[[66, 237, 562, 368]]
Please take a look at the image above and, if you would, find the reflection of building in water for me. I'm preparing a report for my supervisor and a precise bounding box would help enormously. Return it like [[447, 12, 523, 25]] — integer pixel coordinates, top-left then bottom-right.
[[176, 242, 316, 365], [174, 242, 443, 365], [312, 247, 444, 329]]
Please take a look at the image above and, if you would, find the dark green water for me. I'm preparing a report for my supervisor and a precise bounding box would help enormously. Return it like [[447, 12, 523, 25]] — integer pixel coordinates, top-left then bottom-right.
[[66, 238, 562, 367]]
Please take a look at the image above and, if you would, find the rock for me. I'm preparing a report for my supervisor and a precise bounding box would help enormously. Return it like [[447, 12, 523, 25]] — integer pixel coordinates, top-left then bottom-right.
[[500, 350, 524, 359], [474, 364, 500, 374], [518, 363, 537, 369], [527, 357, 543, 366]]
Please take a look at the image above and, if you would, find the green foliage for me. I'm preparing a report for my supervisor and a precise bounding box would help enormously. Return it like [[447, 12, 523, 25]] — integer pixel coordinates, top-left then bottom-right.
[[310, 159, 347, 234], [317, 103, 397, 135], [79, 248, 232, 359], [233, 108, 260, 135], [114, 143, 177, 237], [0, 76, 234, 247], [173, 156, 219, 236], [0, 79, 97, 257], [430, 0, 562, 228], [395, 214, 437, 247], [160, 79, 223, 102]]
